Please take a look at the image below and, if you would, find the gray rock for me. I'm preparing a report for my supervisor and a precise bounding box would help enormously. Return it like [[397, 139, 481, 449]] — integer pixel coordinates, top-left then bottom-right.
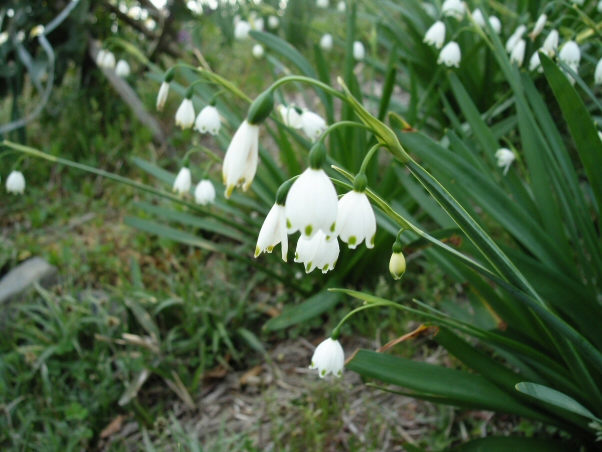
[[0, 257, 57, 304]]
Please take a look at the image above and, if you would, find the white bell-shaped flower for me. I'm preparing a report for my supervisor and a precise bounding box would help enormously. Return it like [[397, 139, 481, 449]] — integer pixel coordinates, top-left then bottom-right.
[[316, 0, 329, 8], [156, 82, 170, 112], [96, 49, 107, 66], [422, 3, 438, 18], [194, 179, 216, 205], [249, 12, 264, 31], [438, 41, 461, 67], [542, 30, 559, 57], [286, 168, 338, 239], [252, 44, 264, 59], [472, 9, 486, 27], [194, 105, 221, 135], [353, 41, 365, 61], [489, 16, 502, 34], [510, 39, 526, 67], [268, 15, 279, 28], [389, 251, 406, 280], [115, 60, 131, 77], [495, 148, 515, 176], [6, 170, 25, 195], [234, 20, 251, 40], [175, 99, 195, 129], [309, 338, 345, 378], [301, 111, 327, 141], [295, 231, 340, 273], [16, 31, 25, 43], [335, 191, 376, 249], [442, 0, 464, 19], [222, 120, 260, 198], [279, 105, 303, 129], [505, 25, 526, 53], [595, 59, 602, 85], [529, 14, 547, 39], [598, 0, 602, 12], [320, 33, 333, 51], [559, 41, 581, 67], [337, 1, 346, 12], [529, 51, 543, 72], [173, 167, 192, 194], [255, 204, 288, 261], [0, 32, 8, 46], [423, 21, 446, 49], [102, 51, 116, 69]]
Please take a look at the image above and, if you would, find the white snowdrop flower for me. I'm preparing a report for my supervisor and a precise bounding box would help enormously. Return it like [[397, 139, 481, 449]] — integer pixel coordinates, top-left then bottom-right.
[[175, 99, 195, 129], [595, 59, 602, 85], [278, 105, 303, 129], [294, 231, 340, 273], [286, 168, 338, 239], [353, 41, 365, 61], [489, 16, 502, 34], [194, 179, 216, 205], [102, 51, 116, 69], [250, 13, 264, 31], [222, 120, 260, 198], [234, 20, 251, 40], [320, 33, 333, 51], [510, 39, 526, 66], [598, 0, 602, 12], [495, 148, 515, 176], [255, 204, 288, 261], [529, 14, 547, 40], [252, 44, 264, 59], [0, 32, 8, 45], [16, 30, 25, 43], [316, 0, 329, 8], [563, 63, 579, 85], [301, 111, 327, 141], [559, 41, 581, 67], [423, 21, 446, 49], [438, 41, 461, 67], [173, 167, 191, 194], [442, 0, 464, 19], [542, 30, 559, 57], [422, 3, 438, 18], [472, 9, 486, 27], [96, 49, 107, 66], [309, 338, 345, 377], [30, 25, 44, 37], [389, 251, 406, 280], [337, 1, 346, 12], [6, 170, 25, 195], [505, 25, 526, 53], [268, 15, 280, 28], [335, 191, 376, 249], [529, 51, 543, 72], [115, 60, 131, 77], [156, 82, 170, 112], [194, 105, 221, 135]]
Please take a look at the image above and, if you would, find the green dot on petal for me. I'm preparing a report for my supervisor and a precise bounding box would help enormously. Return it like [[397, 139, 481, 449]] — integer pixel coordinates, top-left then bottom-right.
[[348, 236, 356, 246], [305, 224, 313, 236]]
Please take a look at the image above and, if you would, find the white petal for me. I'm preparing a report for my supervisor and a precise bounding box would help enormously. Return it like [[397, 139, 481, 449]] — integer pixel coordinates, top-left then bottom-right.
[[222, 121, 260, 198]]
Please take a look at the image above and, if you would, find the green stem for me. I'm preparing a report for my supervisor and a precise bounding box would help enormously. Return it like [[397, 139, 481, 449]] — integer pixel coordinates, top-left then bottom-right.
[[318, 121, 374, 143], [269, 75, 347, 102], [332, 302, 389, 338], [358, 143, 381, 176]]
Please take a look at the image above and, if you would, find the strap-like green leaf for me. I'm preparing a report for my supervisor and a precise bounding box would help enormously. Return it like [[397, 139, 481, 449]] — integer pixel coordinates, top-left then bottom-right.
[[516, 382, 599, 421]]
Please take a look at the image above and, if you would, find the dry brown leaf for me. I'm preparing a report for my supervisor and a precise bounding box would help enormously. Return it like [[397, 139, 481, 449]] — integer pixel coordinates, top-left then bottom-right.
[[100, 414, 125, 438], [240, 365, 264, 385]]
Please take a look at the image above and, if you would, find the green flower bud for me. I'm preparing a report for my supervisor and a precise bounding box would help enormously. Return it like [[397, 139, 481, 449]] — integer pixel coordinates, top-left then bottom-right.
[[247, 89, 275, 125], [308, 142, 327, 169], [164, 67, 175, 83]]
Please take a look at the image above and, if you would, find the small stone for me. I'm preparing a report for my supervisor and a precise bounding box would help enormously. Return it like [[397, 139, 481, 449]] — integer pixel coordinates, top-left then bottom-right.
[[0, 257, 57, 305]]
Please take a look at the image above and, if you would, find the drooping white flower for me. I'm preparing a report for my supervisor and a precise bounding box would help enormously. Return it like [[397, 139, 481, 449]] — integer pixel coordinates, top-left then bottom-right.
[[173, 167, 191, 194], [595, 59, 602, 85], [115, 59, 131, 77], [268, 15, 280, 28], [255, 204, 288, 261], [156, 82, 170, 112], [337, 1, 346, 11], [505, 25, 526, 53], [222, 120, 260, 198], [194, 105, 221, 135], [320, 33, 333, 51], [252, 44, 264, 59], [175, 99, 195, 129], [96, 49, 107, 66], [335, 191, 376, 249], [563, 63, 579, 86], [30, 25, 44, 38], [295, 231, 340, 273], [529, 51, 543, 72], [598, 0, 602, 12], [286, 168, 338, 239], [316, 0, 329, 8], [542, 30, 559, 57], [438, 41, 461, 67], [442, 0, 464, 19], [309, 338, 345, 377], [559, 41, 581, 67], [16, 31, 25, 43], [279, 105, 303, 129], [194, 179, 216, 205], [102, 51, 116, 69], [301, 111, 327, 141], [0, 32, 9, 45], [6, 170, 25, 195], [495, 148, 515, 176], [510, 39, 526, 66], [472, 9, 486, 27], [234, 20, 251, 40], [423, 21, 446, 49], [422, 3, 438, 18], [598, 130, 602, 142], [529, 14, 547, 40], [389, 251, 406, 280], [249, 13, 264, 31], [353, 41, 365, 61], [489, 16, 502, 34]]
